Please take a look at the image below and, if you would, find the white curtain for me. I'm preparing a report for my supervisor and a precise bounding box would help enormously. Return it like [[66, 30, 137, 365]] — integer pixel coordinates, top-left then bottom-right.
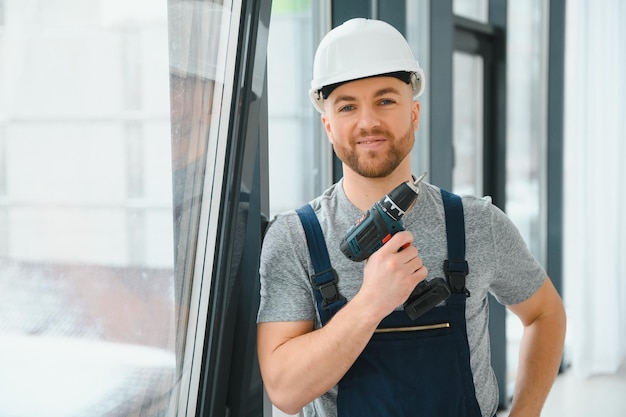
[[563, 0, 626, 377]]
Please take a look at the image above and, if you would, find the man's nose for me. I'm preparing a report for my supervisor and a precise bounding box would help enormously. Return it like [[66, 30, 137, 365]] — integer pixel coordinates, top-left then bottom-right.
[[356, 105, 381, 130]]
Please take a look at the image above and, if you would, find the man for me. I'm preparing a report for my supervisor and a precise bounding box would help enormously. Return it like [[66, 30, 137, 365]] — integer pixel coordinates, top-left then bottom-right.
[[257, 18, 565, 417]]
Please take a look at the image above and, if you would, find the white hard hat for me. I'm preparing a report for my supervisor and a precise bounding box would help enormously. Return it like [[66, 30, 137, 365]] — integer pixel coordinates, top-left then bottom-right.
[[309, 18, 425, 113]]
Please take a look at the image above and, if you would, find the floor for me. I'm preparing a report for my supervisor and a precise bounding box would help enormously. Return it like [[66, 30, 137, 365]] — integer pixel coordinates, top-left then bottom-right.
[[497, 361, 626, 416]]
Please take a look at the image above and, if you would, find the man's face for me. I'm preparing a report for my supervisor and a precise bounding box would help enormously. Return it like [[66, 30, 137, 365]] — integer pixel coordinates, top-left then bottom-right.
[[321, 76, 420, 178]]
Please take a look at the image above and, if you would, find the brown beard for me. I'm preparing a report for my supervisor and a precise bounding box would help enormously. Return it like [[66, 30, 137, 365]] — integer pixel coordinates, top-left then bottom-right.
[[334, 125, 415, 178]]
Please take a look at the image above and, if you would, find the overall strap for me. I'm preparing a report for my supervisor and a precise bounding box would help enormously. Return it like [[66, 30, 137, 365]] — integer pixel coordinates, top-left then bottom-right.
[[440, 189, 470, 295], [440, 189, 480, 415], [296, 204, 346, 325]]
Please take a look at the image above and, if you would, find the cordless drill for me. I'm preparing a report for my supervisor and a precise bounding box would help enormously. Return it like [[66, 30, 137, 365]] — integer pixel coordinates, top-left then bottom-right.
[[340, 172, 426, 262], [339, 173, 451, 320]]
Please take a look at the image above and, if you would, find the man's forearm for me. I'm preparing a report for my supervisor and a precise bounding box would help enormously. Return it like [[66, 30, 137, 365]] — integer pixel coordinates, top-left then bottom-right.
[[508, 307, 566, 417], [259, 294, 383, 414]]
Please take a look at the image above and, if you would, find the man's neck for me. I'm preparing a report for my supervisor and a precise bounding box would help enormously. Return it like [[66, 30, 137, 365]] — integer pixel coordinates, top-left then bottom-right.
[[342, 167, 413, 212]]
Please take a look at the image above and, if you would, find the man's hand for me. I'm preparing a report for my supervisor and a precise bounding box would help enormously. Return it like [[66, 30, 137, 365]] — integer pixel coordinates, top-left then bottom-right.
[[359, 230, 429, 319]]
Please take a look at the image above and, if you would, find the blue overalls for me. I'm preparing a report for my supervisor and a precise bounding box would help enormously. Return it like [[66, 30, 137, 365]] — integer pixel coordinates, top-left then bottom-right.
[[296, 189, 483, 417]]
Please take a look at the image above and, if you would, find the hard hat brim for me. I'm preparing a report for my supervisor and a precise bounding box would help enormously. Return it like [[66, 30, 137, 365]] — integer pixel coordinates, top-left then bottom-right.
[[309, 68, 425, 113]]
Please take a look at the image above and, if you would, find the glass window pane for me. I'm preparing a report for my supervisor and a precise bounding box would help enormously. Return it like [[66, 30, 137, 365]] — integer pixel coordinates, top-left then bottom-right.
[[267, 0, 330, 216], [406, 1, 432, 178], [504, 0, 549, 401], [0, 1, 177, 416], [454, 0, 488, 23], [453, 51, 484, 196], [167, 1, 242, 414], [506, 0, 548, 263]]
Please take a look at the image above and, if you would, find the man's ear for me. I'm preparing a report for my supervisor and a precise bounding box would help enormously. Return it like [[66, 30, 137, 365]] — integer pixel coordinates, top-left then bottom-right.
[[321, 113, 334, 144], [412, 100, 421, 131]]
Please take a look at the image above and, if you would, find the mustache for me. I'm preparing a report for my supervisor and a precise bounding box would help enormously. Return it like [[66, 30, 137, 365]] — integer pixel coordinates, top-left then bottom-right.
[[355, 128, 392, 139]]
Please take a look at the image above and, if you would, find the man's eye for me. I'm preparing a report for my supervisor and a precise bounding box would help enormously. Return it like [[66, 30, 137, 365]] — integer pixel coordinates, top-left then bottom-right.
[[338, 105, 354, 112], [380, 99, 396, 105]]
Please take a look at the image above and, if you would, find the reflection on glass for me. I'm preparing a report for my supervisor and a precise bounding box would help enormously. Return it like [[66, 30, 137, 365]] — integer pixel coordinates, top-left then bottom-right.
[[0, 1, 176, 416], [453, 51, 484, 196], [168, 0, 227, 378], [168, 1, 239, 415]]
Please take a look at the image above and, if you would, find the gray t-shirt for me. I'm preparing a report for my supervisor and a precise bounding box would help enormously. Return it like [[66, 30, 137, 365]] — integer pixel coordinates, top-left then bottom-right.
[[257, 180, 546, 417]]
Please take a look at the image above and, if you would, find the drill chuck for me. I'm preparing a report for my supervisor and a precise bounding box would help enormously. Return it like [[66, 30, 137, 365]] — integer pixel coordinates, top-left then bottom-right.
[[380, 182, 420, 220]]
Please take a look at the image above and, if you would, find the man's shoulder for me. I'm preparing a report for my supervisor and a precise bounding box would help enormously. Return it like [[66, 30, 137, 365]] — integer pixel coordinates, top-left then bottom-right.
[[417, 183, 493, 212], [309, 181, 343, 213]]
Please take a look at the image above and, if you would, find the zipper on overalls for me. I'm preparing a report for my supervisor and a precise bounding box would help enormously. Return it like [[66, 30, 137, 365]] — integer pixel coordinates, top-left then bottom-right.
[[374, 322, 450, 333]]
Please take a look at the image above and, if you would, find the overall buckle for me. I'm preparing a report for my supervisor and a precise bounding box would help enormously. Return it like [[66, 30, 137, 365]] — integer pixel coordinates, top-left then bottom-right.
[[443, 259, 470, 296], [311, 268, 346, 309]]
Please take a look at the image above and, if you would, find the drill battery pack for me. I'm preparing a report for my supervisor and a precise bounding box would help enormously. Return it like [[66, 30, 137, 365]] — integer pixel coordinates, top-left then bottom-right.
[[403, 277, 451, 320]]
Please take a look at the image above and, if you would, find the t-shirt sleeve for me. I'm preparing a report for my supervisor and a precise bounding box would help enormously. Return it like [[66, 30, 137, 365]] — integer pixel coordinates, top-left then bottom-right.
[[487, 203, 546, 306], [257, 212, 318, 323]]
